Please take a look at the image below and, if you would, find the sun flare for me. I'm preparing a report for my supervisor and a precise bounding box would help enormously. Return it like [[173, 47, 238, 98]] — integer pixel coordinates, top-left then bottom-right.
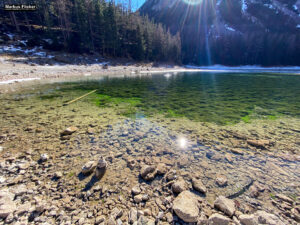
[[182, 0, 203, 5]]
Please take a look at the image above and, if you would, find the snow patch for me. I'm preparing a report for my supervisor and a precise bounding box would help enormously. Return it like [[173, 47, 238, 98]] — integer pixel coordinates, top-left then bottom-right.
[[225, 24, 235, 31], [0, 78, 41, 85], [241, 0, 247, 12], [264, 4, 275, 10], [293, 5, 298, 11], [5, 33, 14, 40]]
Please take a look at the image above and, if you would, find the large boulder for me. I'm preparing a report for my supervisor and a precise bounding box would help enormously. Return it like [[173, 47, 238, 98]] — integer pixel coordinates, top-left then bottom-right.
[[208, 213, 231, 225], [172, 190, 199, 222], [214, 196, 235, 217]]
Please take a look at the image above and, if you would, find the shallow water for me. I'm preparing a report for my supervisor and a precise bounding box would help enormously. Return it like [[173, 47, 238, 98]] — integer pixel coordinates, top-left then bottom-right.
[[0, 71, 299, 220], [32, 72, 300, 125]]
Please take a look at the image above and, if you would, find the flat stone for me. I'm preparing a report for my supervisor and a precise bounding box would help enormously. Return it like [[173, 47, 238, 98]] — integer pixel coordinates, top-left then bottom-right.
[[214, 196, 235, 217], [60, 126, 78, 136], [192, 178, 207, 193], [173, 190, 199, 222], [81, 161, 96, 175], [239, 214, 258, 225], [208, 213, 231, 225], [10, 184, 27, 196]]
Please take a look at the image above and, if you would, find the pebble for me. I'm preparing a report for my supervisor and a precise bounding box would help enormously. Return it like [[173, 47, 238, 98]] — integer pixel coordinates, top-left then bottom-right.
[[40, 153, 49, 162], [192, 178, 207, 193], [131, 185, 141, 195], [216, 175, 228, 187]]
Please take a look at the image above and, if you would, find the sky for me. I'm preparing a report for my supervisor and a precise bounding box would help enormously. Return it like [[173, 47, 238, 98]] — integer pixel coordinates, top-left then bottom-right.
[[114, 0, 146, 11]]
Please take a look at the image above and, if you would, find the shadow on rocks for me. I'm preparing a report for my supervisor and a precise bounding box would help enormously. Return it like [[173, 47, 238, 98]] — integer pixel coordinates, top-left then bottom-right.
[[82, 172, 105, 192]]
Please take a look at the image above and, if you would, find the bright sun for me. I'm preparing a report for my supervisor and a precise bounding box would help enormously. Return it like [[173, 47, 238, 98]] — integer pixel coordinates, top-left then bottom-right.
[[182, 0, 203, 5]]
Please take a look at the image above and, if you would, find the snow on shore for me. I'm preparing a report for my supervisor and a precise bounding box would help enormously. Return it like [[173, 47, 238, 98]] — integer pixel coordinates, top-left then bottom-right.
[[0, 78, 41, 85]]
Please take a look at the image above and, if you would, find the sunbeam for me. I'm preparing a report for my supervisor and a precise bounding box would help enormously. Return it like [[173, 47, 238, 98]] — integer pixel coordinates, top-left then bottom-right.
[[182, 0, 203, 5]]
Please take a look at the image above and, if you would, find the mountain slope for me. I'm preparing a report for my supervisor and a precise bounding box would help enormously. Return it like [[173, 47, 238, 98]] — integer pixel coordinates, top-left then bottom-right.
[[140, 0, 300, 66]]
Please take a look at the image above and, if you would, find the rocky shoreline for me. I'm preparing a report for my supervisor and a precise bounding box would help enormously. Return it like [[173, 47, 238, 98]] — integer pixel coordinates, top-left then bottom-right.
[[0, 87, 299, 225]]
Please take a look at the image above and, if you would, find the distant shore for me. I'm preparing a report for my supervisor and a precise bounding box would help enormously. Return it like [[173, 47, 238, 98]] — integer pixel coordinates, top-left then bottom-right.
[[1, 50, 300, 89]]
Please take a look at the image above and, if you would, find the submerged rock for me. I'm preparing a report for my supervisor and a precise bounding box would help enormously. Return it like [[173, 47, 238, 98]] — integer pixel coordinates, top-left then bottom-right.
[[214, 196, 235, 217], [247, 139, 270, 148], [173, 190, 199, 222], [140, 165, 156, 181], [216, 175, 228, 187], [172, 178, 187, 194]]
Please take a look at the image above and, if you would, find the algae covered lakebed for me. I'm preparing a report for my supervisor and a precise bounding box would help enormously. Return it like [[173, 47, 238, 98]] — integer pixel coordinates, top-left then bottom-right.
[[0, 71, 300, 224]]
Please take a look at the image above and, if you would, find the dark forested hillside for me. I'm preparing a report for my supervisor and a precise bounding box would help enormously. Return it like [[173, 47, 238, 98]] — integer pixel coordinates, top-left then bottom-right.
[[140, 0, 300, 66], [0, 0, 181, 63]]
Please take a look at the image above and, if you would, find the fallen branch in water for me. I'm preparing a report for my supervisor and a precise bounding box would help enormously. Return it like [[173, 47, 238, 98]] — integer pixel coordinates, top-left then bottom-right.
[[63, 90, 97, 106]]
